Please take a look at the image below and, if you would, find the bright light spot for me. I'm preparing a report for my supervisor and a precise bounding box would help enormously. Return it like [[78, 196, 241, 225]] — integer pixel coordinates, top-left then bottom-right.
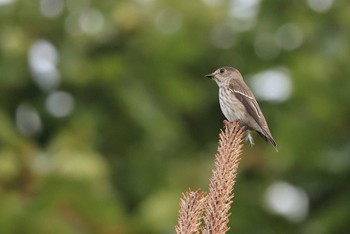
[[33, 68, 60, 92], [230, 0, 260, 20], [29, 40, 58, 69], [250, 68, 292, 102], [28, 40, 60, 91], [211, 22, 236, 49], [154, 9, 182, 35], [0, 0, 14, 6], [307, 0, 333, 13], [275, 23, 303, 51], [46, 91, 75, 118], [265, 181, 309, 223], [16, 104, 42, 136], [40, 0, 64, 18], [254, 33, 280, 60], [79, 8, 105, 35]]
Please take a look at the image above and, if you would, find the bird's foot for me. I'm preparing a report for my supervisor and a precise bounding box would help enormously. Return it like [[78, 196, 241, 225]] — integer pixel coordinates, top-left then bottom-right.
[[245, 131, 255, 146]]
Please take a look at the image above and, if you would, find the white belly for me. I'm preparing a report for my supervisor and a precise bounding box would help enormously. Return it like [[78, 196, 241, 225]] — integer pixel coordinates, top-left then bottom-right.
[[219, 88, 245, 122], [218, 88, 262, 132]]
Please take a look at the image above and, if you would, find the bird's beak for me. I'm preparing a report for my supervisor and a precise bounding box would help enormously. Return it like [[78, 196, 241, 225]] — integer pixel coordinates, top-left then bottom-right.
[[205, 73, 214, 79]]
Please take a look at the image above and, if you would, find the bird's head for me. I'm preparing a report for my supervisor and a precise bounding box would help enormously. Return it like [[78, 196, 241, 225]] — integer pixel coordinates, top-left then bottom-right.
[[206, 67, 241, 87]]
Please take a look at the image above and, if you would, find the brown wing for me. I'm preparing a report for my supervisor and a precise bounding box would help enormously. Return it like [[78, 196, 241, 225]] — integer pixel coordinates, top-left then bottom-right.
[[228, 80, 266, 129], [229, 80, 277, 150]]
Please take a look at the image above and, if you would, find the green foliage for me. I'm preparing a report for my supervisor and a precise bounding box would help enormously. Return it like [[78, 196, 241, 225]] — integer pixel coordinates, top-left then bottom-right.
[[0, 0, 349, 233]]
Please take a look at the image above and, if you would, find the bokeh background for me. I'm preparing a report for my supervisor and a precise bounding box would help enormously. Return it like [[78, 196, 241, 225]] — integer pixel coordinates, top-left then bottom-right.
[[1, 0, 349, 233]]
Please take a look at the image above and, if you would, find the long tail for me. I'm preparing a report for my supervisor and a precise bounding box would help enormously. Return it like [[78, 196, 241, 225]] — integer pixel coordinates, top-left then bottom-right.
[[257, 131, 278, 152]]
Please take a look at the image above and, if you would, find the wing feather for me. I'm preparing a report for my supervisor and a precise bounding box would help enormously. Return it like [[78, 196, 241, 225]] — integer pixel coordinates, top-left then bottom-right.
[[229, 81, 264, 127], [228, 80, 277, 150]]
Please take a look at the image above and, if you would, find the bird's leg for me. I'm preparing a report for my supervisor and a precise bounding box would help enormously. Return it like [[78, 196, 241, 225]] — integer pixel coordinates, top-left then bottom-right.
[[245, 130, 255, 146]]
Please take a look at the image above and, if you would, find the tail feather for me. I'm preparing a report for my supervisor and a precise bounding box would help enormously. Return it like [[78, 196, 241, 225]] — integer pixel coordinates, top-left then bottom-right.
[[257, 131, 278, 152]]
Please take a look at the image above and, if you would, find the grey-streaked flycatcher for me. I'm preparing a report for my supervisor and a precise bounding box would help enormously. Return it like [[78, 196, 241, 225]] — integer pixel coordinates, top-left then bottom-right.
[[206, 67, 278, 151]]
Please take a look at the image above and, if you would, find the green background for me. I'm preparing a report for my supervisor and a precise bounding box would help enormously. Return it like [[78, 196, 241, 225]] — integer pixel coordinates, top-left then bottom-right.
[[0, 0, 349, 233]]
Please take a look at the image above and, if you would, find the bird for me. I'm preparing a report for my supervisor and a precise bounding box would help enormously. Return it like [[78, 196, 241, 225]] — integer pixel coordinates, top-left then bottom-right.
[[206, 67, 278, 151]]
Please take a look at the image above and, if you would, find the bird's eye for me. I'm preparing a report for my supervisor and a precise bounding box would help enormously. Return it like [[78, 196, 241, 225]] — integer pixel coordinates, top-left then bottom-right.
[[219, 68, 225, 74]]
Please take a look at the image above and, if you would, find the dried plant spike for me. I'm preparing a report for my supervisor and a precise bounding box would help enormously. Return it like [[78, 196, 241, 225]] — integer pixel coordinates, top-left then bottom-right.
[[176, 189, 207, 234], [202, 120, 245, 234]]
